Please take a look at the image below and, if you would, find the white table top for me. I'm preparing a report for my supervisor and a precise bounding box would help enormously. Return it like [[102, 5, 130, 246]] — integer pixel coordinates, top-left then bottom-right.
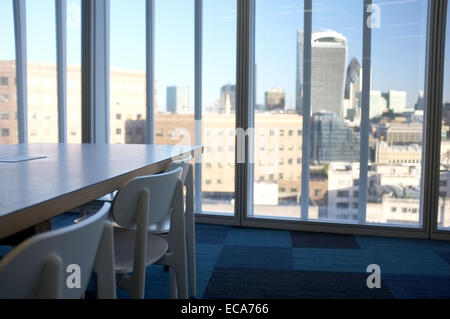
[[0, 143, 200, 239]]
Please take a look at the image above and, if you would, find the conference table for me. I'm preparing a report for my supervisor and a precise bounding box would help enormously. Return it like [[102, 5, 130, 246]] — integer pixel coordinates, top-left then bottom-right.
[[0, 143, 201, 241]]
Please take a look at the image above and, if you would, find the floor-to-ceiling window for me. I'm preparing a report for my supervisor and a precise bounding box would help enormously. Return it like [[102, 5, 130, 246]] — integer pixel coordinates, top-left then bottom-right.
[[245, 0, 429, 231], [110, 0, 146, 144], [67, 0, 82, 143], [438, 3, 450, 231], [364, 0, 427, 227], [200, 0, 237, 215], [26, 0, 58, 142], [251, 0, 304, 219]]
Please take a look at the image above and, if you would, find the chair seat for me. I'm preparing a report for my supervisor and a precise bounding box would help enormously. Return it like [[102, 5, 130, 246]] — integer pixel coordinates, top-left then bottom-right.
[[111, 216, 171, 234], [113, 228, 169, 274]]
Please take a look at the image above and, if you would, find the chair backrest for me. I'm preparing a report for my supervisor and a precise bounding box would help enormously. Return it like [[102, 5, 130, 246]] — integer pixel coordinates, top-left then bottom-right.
[[0, 202, 111, 299], [166, 161, 191, 184], [112, 167, 182, 229]]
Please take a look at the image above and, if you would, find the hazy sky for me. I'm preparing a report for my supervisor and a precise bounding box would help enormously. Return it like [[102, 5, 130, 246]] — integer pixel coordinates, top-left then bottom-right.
[[0, 0, 441, 111]]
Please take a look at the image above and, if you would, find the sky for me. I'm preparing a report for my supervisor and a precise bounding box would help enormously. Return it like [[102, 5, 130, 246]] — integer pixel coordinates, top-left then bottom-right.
[[0, 0, 441, 111]]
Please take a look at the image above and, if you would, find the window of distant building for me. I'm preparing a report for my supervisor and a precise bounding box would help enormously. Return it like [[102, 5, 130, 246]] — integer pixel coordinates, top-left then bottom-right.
[[337, 203, 349, 209], [1, 128, 9, 137], [0, 112, 9, 120], [337, 190, 350, 198], [116, 128, 122, 135], [116, 113, 121, 120], [0, 77, 8, 86]]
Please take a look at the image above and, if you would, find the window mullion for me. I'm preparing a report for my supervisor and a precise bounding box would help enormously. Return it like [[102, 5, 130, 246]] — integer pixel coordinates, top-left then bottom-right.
[[358, 0, 372, 224], [194, 0, 203, 213], [300, 0, 312, 220], [13, 0, 28, 144], [55, 0, 67, 143], [145, 0, 155, 144]]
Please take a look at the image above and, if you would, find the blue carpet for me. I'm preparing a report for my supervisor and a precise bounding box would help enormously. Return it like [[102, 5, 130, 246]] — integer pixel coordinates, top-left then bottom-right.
[[1, 213, 450, 299], [291, 231, 360, 249], [203, 267, 394, 299]]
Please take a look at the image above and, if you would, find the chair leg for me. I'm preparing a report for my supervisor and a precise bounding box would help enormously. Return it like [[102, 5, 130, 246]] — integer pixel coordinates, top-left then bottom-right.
[[163, 180, 189, 299], [169, 268, 178, 299], [186, 213, 196, 297], [173, 258, 188, 299], [93, 222, 117, 299]]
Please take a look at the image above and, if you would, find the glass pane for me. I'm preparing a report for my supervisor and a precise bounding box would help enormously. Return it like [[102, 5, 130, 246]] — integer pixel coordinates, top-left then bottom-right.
[[154, 0, 194, 148], [365, 0, 427, 226], [27, 0, 58, 142], [0, 1, 18, 144], [308, 0, 363, 223], [110, 0, 146, 144], [67, 0, 82, 143], [201, 0, 237, 215], [251, 0, 303, 219], [438, 5, 450, 230]]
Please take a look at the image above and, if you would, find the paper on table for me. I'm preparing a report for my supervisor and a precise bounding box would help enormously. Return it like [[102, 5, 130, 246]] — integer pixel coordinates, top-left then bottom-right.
[[0, 155, 47, 163]]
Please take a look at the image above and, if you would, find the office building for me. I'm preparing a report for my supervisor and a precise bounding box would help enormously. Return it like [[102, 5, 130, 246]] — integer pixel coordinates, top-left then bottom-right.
[[369, 91, 388, 119], [375, 142, 422, 164], [296, 30, 347, 117], [218, 84, 236, 113], [166, 86, 189, 114], [311, 30, 347, 116], [265, 87, 285, 111], [310, 111, 360, 163], [383, 90, 407, 113]]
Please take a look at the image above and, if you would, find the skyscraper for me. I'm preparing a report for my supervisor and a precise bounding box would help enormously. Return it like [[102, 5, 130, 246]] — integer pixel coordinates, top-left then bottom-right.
[[296, 30, 347, 117], [217, 84, 236, 113], [310, 111, 360, 163], [369, 91, 388, 119], [265, 87, 285, 111], [166, 86, 190, 113], [382, 90, 407, 113], [344, 58, 361, 100]]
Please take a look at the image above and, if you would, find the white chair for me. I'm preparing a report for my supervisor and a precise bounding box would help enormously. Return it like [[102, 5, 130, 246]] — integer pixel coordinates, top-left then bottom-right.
[[99, 156, 197, 298], [153, 160, 196, 298], [110, 167, 188, 299], [0, 202, 115, 299]]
